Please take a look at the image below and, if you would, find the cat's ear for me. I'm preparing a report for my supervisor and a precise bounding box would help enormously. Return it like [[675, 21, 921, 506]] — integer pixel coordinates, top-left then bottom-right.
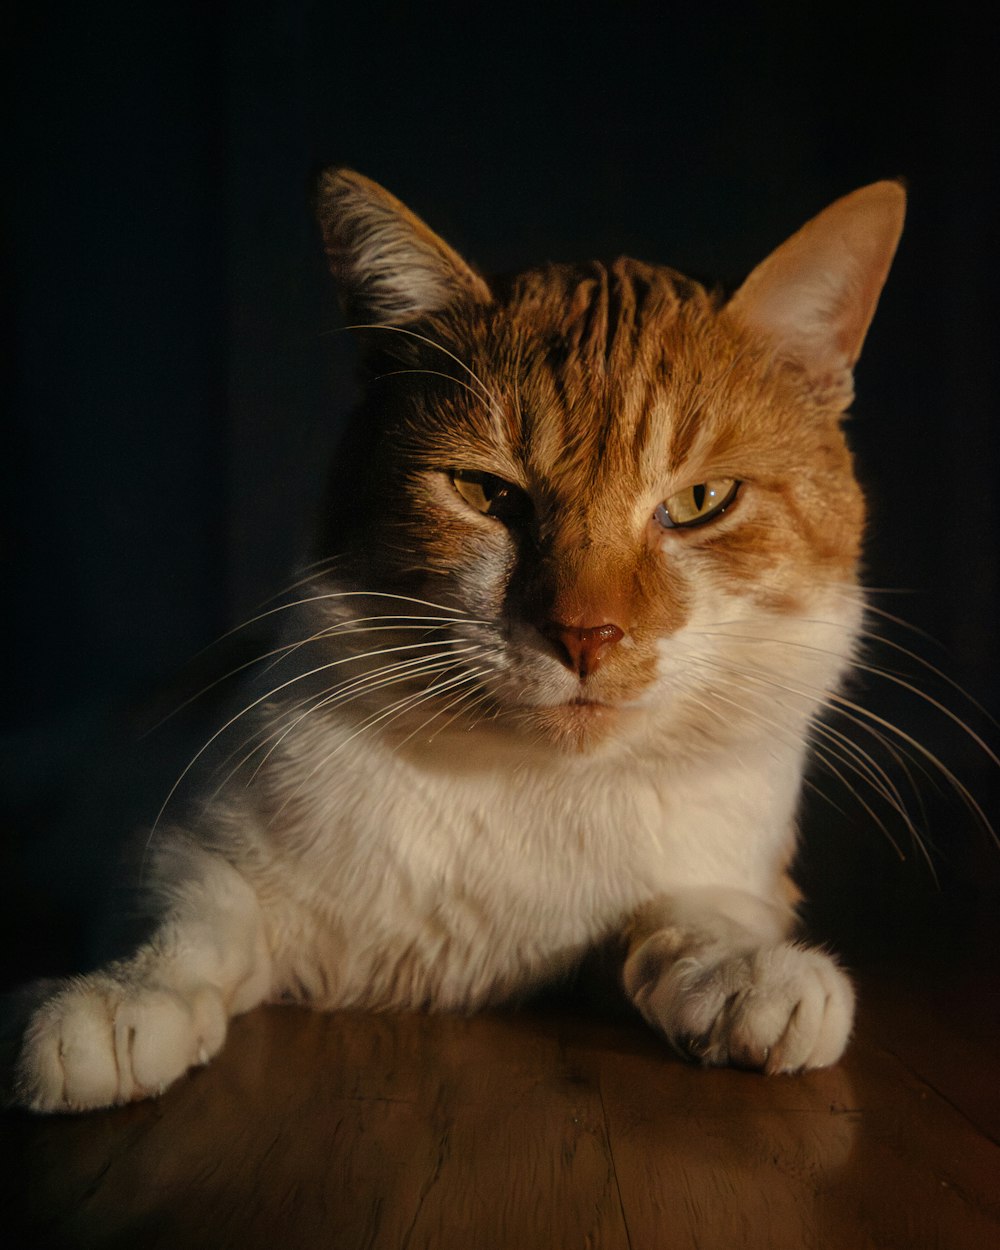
[[316, 168, 491, 324], [726, 181, 906, 408]]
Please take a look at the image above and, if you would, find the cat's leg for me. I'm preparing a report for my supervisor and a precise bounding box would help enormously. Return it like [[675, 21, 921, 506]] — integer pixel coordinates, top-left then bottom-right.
[[13, 839, 273, 1112], [621, 888, 854, 1073]]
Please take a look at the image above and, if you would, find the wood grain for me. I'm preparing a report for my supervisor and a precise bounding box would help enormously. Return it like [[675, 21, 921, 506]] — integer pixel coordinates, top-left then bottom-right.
[[3, 975, 997, 1249]]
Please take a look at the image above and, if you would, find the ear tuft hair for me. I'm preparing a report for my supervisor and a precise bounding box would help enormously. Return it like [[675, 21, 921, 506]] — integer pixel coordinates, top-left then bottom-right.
[[316, 169, 491, 324]]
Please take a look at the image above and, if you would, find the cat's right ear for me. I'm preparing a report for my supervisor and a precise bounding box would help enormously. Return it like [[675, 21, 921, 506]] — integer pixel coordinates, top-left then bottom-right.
[[316, 169, 491, 325]]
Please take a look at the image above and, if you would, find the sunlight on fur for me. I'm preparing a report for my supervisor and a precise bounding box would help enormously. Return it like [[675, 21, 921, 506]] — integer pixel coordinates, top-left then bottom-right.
[[14, 171, 920, 1112]]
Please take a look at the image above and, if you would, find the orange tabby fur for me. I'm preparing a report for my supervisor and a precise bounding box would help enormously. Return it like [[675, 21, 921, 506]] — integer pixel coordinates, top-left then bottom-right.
[[12, 172, 904, 1110]]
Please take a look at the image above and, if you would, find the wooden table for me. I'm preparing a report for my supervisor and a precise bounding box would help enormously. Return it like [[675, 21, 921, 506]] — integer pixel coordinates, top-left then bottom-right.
[[3, 967, 997, 1249]]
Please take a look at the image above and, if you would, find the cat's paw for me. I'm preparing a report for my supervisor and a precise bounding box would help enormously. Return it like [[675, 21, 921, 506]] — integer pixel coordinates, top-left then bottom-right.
[[13, 974, 228, 1112], [627, 940, 854, 1073]]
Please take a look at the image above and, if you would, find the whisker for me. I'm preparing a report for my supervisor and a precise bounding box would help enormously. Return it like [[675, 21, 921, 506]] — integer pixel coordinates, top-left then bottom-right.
[[260, 613, 488, 674], [145, 623, 481, 734], [145, 590, 483, 737], [697, 627, 1000, 769], [339, 322, 501, 411], [692, 649, 995, 847], [683, 661, 913, 861], [855, 627, 1000, 732], [143, 638, 491, 866], [204, 589, 479, 653], [373, 367, 497, 410], [834, 592, 945, 646], [825, 687, 996, 844], [433, 682, 503, 740], [269, 666, 491, 825], [397, 667, 502, 748], [209, 647, 486, 794], [681, 674, 870, 822], [253, 555, 346, 609], [231, 651, 485, 793]]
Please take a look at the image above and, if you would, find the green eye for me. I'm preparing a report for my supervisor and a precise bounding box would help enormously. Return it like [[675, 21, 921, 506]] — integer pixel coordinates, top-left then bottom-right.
[[450, 470, 532, 526], [654, 478, 740, 529]]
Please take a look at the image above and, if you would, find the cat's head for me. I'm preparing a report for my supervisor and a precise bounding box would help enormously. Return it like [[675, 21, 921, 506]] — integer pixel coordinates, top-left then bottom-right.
[[315, 171, 904, 755]]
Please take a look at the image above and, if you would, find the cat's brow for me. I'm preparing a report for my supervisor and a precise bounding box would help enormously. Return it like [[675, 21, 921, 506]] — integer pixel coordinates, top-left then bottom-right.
[[510, 260, 704, 484]]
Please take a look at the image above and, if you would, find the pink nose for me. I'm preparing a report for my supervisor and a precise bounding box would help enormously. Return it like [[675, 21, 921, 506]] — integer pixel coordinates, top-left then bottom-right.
[[543, 621, 624, 678]]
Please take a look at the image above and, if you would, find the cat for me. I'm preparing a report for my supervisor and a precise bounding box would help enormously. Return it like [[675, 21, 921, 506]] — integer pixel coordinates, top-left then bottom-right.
[[13, 170, 905, 1111]]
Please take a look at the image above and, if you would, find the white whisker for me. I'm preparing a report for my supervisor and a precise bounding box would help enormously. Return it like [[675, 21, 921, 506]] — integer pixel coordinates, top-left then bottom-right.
[[374, 367, 497, 411], [254, 556, 346, 608], [697, 627, 1000, 772], [207, 589, 479, 652], [143, 639, 490, 868], [261, 613, 489, 673], [685, 655, 919, 863], [688, 648, 995, 848], [340, 322, 502, 412], [396, 667, 502, 749], [269, 665, 492, 826], [209, 647, 487, 796]]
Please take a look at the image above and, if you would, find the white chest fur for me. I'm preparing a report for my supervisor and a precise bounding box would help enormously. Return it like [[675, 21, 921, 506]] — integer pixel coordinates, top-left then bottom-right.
[[232, 711, 806, 1010]]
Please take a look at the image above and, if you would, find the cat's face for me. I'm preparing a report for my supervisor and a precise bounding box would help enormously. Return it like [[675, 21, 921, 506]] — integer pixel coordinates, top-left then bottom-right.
[[317, 174, 904, 754]]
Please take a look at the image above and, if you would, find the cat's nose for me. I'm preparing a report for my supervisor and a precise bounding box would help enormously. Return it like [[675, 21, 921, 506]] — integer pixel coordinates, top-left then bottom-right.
[[543, 621, 625, 679]]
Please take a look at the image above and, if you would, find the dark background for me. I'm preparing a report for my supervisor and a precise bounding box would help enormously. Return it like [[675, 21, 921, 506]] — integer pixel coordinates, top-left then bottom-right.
[[4, 2, 998, 984]]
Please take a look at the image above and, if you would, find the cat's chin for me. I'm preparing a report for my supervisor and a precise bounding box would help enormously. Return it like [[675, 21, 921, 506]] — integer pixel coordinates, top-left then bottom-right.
[[526, 699, 632, 753]]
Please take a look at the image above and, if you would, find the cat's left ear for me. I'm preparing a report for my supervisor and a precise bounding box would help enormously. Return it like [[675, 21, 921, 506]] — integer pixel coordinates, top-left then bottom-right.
[[316, 168, 491, 324], [726, 181, 906, 409]]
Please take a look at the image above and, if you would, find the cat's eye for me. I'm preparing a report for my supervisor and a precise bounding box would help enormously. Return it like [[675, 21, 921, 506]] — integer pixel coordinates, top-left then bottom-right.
[[450, 470, 532, 526], [654, 478, 740, 529]]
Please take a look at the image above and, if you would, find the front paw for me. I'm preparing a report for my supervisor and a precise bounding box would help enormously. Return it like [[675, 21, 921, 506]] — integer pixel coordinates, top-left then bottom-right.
[[626, 940, 855, 1073], [13, 974, 228, 1113]]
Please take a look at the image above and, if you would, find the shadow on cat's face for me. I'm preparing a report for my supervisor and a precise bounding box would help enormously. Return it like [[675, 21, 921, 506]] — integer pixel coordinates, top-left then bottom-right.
[[321, 260, 861, 756], [310, 171, 902, 757]]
